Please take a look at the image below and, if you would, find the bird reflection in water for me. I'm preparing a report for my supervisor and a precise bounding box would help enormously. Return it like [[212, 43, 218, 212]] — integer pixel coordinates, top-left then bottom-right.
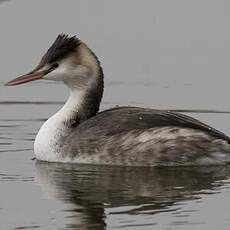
[[35, 162, 230, 229]]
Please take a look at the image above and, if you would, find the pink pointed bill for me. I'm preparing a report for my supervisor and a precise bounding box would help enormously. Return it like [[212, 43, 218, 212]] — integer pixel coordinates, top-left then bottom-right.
[[5, 69, 50, 86]]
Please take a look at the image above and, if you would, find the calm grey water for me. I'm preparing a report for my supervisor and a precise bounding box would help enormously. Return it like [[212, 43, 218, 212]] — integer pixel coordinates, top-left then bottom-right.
[[1, 0, 230, 229]]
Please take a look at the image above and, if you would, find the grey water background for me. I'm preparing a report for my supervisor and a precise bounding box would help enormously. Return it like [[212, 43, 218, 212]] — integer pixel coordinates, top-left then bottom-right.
[[1, 0, 230, 229]]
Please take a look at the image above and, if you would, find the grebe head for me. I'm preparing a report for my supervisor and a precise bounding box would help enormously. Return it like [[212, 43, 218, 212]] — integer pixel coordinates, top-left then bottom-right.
[[6, 34, 101, 89]]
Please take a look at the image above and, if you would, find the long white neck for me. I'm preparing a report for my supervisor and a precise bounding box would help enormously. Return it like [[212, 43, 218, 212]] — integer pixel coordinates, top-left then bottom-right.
[[34, 44, 104, 161], [54, 88, 86, 127], [34, 77, 103, 162]]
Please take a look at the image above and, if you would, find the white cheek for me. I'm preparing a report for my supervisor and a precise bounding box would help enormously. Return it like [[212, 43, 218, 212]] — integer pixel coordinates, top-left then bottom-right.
[[42, 57, 91, 83], [49, 69, 65, 80], [44, 63, 73, 81]]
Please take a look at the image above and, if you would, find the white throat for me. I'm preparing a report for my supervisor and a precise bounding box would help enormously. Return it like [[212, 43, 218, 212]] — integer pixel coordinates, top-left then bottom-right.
[[55, 88, 86, 123]]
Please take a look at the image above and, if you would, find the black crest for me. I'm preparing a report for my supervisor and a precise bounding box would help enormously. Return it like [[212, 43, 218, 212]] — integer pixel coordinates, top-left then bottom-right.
[[39, 34, 81, 66]]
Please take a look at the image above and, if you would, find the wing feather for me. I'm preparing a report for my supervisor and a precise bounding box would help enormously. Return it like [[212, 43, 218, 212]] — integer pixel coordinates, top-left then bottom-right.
[[77, 106, 230, 143]]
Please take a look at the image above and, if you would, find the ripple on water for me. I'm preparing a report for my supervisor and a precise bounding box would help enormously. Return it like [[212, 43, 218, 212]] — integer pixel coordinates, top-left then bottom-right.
[[32, 162, 230, 229]]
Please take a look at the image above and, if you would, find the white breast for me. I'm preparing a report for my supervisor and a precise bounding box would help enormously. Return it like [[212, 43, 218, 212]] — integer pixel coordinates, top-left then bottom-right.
[[34, 115, 63, 162], [34, 89, 86, 162]]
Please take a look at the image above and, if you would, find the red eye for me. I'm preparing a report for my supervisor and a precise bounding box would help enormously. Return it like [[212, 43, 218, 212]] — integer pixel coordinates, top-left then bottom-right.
[[53, 63, 59, 68]]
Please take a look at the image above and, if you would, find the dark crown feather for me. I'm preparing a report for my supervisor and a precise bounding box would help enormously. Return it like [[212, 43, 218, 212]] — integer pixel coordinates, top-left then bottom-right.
[[40, 34, 81, 66]]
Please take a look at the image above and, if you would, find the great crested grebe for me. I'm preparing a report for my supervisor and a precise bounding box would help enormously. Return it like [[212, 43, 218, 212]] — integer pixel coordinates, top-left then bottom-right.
[[6, 34, 230, 166]]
